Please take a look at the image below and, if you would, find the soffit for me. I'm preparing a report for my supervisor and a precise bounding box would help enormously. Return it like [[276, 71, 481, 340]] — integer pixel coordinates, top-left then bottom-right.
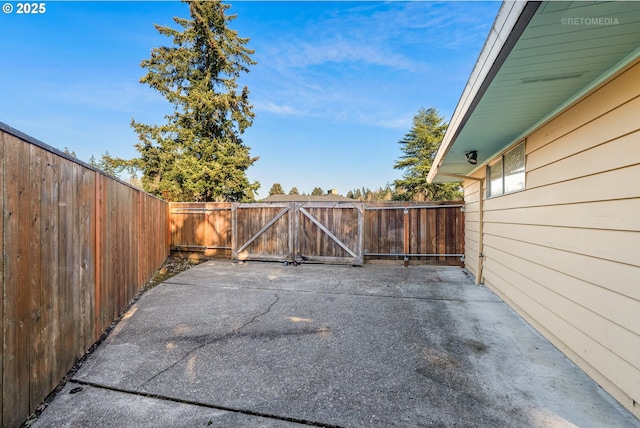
[[432, 1, 640, 182]]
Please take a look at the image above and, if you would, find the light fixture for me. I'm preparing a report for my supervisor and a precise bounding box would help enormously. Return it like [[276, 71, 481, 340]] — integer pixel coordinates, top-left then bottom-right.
[[465, 150, 478, 165]]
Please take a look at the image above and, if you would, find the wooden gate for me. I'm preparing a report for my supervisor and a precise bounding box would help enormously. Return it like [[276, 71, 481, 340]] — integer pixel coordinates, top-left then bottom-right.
[[230, 202, 364, 265], [231, 203, 294, 262], [170, 201, 463, 266], [295, 202, 364, 265]]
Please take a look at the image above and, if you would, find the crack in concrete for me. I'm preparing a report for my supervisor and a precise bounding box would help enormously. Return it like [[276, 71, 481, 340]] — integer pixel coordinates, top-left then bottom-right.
[[135, 293, 280, 391]]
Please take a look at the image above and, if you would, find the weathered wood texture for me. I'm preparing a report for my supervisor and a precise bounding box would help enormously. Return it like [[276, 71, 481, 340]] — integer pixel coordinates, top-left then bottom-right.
[[170, 201, 463, 266], [1, 126, 169, 427], [170, 202, 232, 259], [232, 203, 294, 262], [296, 202, 364, 265], [364, 202, 465, 264]]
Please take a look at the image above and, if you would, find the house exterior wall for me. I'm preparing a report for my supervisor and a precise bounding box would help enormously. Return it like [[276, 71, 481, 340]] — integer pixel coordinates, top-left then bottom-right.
[[463, 58, 640, 418]]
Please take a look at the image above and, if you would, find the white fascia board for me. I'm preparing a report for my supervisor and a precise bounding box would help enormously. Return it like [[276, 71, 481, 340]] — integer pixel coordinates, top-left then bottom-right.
[[427, 1, 529, 183]]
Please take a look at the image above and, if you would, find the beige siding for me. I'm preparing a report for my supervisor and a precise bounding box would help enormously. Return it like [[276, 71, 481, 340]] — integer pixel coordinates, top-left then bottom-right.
[[464, 58, 640, 417], [462, 179, 481, 276]]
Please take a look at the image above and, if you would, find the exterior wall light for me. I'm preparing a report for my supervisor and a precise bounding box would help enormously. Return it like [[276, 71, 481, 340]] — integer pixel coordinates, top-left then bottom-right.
[[465, 150, 478, 164]]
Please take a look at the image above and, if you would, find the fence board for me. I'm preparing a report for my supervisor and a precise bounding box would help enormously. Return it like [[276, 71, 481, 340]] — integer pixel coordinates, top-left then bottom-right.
[[3, 134, 31, 426], [232, 203, 293, 261], [42, 150, 60, 395], [296, 203, 363, 264], [29, 145, 47, 411], [171, 201, 463, 266], [1, 124, 169, 427], [363, 202, 464, 264], [0, 131, 4, 426]]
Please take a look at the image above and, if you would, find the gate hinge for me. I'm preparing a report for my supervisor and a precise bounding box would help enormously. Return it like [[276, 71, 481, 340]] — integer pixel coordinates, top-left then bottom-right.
[[460, 206, 466, 212], [460, 255, 465, 262]]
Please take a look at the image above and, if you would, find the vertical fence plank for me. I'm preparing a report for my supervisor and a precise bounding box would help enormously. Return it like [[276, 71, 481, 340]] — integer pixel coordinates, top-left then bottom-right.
[[175, 202, 464, 265], [56, 158, 73, 387], [43, 151, 60, 388], [0, 129, 4, 426], [0, 126, 170, 426], [80, 167, 96, 351], [3, 135, 31, 427], [29, 145, 45, 411], [94, 174, 102, 339]]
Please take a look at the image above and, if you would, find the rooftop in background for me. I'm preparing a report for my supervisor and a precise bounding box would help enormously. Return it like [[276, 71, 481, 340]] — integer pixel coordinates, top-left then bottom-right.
[[261, 194, 354, 203]]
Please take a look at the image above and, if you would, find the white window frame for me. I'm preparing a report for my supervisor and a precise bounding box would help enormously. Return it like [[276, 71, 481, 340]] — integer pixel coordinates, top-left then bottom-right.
[[486, 140, 526, 198]]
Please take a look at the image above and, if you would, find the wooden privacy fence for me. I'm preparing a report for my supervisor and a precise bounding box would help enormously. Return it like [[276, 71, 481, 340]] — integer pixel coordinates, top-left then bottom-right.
[[170, 201, 464, 265], [0, 123, 170, 427]]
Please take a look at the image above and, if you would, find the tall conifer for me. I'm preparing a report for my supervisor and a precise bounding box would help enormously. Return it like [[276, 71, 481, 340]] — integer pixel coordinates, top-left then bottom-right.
[[131, 1, 258, 201]]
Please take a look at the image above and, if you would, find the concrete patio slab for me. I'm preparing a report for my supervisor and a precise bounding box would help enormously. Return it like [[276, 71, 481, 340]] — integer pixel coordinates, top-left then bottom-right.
[[32, 261, 639, 427]]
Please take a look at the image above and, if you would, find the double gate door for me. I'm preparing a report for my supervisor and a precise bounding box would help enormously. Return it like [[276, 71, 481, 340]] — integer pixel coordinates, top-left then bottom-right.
[[231, 202, 364, 265]]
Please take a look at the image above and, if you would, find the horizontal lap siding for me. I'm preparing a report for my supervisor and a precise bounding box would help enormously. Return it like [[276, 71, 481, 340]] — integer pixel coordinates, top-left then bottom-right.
[[463, 180, 481, 276], [470, 59, 640, 416], [1, 128, 169, 427]]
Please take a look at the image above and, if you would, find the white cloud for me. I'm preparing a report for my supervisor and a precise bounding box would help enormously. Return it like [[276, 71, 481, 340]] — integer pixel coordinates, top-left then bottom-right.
[[254, 101, 306, 116]]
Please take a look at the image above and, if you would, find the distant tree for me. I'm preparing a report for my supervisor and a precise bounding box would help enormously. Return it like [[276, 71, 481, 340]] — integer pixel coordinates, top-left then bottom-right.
[[288, 186, 300, 195], [117, 0, 258, 202], [91, 151, 144, 188], [373, 183, 394, 201], [90, 151, 122, 178], [311, 187, 324, 196], [345, 184, 394, 201], [63, 147, 77, 157], [268, 183, 285, 196], [393, 107, 462, 201]]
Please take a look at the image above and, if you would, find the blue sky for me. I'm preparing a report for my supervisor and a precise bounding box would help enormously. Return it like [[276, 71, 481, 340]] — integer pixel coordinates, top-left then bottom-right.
[[0, 1, 501, 197]]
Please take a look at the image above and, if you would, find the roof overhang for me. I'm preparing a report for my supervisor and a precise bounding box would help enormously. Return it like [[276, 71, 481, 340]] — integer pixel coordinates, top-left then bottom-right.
[[428, 1, 640, 183]]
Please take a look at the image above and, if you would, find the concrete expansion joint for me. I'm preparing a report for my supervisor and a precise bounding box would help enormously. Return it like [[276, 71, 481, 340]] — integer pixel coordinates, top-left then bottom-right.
[[68, 379, 343, 428]]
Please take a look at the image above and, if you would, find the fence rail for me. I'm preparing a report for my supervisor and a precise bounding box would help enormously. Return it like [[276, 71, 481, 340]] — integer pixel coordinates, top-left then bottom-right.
[[0, 123, 169, 427], [170, 201, 464, 266]]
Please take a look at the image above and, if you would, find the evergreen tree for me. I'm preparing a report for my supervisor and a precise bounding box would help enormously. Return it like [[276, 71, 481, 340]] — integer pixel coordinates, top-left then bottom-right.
[[91, 151, 121, 177], [63, 147, 77, 157], [129, 1, 258, 202], [393, 107, 462, 201], [311, 187, 324, 196], [268, 183, 285, 196], [288, 187, 300, 195]]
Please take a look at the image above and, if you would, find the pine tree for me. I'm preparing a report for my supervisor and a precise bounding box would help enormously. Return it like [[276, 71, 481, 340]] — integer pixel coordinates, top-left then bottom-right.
[[393, 107, 462, 201], [288, 187, 300, 195], [268, 183, 285, 196], [130, 1, 259, 202], [311, 187, 324, 196]]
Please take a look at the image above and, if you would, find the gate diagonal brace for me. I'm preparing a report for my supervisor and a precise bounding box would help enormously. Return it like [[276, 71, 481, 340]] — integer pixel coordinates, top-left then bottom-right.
[[299, 207, 358, 259], [237, 206, 289, 254]]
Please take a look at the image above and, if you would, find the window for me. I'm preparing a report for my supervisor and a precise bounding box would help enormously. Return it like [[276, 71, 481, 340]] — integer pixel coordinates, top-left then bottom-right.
[[487, 141, 525, 197]]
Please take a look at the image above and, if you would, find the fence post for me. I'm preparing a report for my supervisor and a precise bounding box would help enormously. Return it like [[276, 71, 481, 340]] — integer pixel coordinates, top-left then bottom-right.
[[403, 205, 409, 267]]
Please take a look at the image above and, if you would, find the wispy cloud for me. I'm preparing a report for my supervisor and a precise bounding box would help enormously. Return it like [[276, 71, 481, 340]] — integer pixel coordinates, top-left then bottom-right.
[[254, 101, 307, 117], [242, 2, 497, 129]]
